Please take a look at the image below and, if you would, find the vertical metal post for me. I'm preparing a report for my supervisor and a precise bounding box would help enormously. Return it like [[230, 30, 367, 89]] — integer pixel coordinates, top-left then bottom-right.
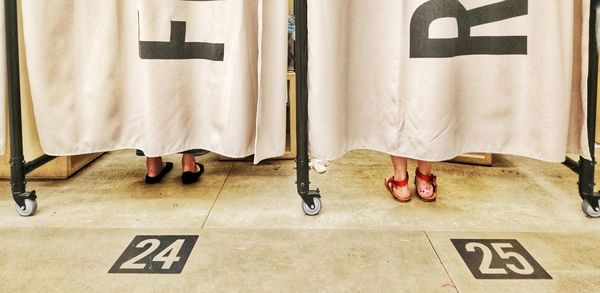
[[579, 0, 600, 203], [5, 0, 36, 212], [295, 0, 309, 199], [295, 0, 321, 215]]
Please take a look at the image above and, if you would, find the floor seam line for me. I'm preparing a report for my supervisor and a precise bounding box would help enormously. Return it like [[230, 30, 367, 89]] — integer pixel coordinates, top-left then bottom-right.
[[201, 162, 235, 230], [424, 231, 460, 293]]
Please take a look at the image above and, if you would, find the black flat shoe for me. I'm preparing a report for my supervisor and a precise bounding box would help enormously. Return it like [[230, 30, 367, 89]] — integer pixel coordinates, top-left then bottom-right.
[[182, 163, 205, 184], [145, 162, 173, 184]]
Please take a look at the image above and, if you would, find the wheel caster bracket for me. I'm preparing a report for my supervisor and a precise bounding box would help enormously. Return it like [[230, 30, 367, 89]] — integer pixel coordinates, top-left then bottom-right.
[[13, 191, 38, 217], [588, 194, 600, 209], [13, 190, 37, 208], [301, 189, 322, 216], [582, 194, 600, 218], [300, 189, 321, 208]]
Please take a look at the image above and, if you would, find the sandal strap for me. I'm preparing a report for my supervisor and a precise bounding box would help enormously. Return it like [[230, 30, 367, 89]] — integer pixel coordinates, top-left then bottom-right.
[[388, 172, 409, 187], [415, 169, 437, 187]]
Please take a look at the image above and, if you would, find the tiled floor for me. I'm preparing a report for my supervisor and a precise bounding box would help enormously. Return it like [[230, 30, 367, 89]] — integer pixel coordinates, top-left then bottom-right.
[[0, 150, 599, 292]]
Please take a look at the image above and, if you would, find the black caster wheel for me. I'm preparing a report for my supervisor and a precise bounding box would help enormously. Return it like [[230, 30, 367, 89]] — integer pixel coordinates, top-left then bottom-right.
[[15, 198, 37, 217], [302, 197, 321, 216], [582, 198, 600, 218]]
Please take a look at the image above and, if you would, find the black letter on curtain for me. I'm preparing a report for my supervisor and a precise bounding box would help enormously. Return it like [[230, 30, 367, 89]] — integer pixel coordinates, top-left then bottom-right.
[[410, 0, 528, 58], [139, 0, 225, 61]]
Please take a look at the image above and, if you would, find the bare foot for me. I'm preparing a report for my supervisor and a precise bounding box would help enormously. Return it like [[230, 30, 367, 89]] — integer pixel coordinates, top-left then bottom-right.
[[392, 180, 411, 202], [146, 157, 165, 177], [386, 174, 411, 202], [415, 169, 436, 201], [415, 177, 434, 198], [182, 154, 200, 173]]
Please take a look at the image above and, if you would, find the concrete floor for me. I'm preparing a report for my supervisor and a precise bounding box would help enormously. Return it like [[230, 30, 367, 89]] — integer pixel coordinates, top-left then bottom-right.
[[0, 150, 599, 292]]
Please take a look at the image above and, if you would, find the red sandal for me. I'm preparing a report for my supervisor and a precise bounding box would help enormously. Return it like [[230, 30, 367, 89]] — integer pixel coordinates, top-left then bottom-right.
[[414, 169, 437, 202], [385, 173, 411, 202]]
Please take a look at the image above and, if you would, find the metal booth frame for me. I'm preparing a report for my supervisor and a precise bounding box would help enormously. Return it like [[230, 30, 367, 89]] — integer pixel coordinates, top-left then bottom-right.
[[563, 0, 600, 217], [4, 0, 56, 216], [3, 0, 600, 216]]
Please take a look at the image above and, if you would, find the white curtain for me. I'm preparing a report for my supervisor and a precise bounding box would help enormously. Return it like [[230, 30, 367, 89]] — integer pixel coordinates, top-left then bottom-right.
[[308, 0, 591, 162], [19, 0, 287, 163]]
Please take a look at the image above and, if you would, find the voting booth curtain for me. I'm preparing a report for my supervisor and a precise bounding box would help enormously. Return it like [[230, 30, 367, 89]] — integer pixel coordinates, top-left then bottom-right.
[[0, 0, 594, 164], [307, 0, 592, 163], [13, 0, 287, 163]]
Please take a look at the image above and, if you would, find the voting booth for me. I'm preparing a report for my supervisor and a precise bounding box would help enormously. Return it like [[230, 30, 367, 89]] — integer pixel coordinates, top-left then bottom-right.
[[293, 0, 599, 216], [3, 0, 600, 217], [2, 0, 288, 215]]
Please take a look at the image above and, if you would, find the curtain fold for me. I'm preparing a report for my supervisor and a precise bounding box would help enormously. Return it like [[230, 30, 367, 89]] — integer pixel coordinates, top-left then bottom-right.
[[254, 0, 288, 162]]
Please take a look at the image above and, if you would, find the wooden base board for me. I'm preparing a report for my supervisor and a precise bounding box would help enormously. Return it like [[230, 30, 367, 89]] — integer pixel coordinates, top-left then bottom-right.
[[0, 153, 103, 180], [282, 71, 297, 159], [448, 153, 493, 166]]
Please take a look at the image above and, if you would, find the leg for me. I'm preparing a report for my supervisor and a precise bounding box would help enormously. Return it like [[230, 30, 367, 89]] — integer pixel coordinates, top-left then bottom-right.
[[415, 161, 436, 200], [145, 156, 173, 184], [181, 153, 205, 184], [388, 156, 411, 201], [146, 156, 166, 177], [181, 154, 199, 173]]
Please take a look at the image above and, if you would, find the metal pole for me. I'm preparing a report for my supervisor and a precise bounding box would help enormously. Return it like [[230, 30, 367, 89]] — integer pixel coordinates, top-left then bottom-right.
[[295, 0, 309, 198], [579, 0, 600, 202], [24, 155, 56, 174], [4, 0, 29, 205], [563, 157, 580, 174], [295, 0, 321, 215]]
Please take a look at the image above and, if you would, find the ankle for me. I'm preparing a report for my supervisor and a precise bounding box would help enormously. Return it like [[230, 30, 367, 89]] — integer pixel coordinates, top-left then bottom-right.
[[393, 171, 408, 181], [181, 157, 197, 172], [146, 157, 163, 171]]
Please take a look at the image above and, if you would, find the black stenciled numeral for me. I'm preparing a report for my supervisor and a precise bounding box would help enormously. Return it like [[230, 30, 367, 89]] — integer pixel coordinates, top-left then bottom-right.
[[451, 239, 552, 280], [410, 0, 528, 58], [138, 0, 226, 61], [109, 235, 199, 274]]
